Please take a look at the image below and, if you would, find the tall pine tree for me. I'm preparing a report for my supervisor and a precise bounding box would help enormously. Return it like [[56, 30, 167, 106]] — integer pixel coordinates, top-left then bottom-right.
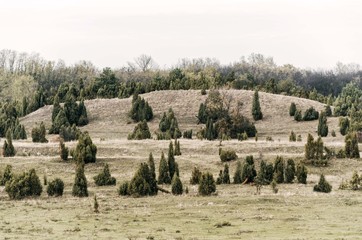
[[252, 90, 263, 121]]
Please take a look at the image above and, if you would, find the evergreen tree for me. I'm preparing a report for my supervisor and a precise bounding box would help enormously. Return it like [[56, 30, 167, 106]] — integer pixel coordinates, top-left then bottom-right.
[[147, 153, 158, 195], [305, 133, 315, 160], [197, 103, 207, 124], [289, 102, 297, 116], [72, 165, 88, 197], [198, 172, 216, 196], [168, 141, 176, 178], [313, 174, 332, 193], [284, 159, 296, 183], [77, 99, 89, 126], [174, 139, 181, 156], [339, 117, 350, 136], [49, 109, 69, 134], [303, 107, 319, 121], [93, 164, 116, 186], [317, 111, 328, 137], [171, 173, 183, 195], [118, 181, 129, 196], [129, 94, 154, 122], [222, 164, 230, 184], [59, 139, 69, 161], [345, 132, 360, 158], [252, 90, 263, 121], [233, 161, 243, 184], [258, 160, 274, 185], [158, 152, 171, 184], [241, 155, 257, 183], [296, 163, 308, 184], [273, 156, 284, 183], [216, 170, 223, 185], [205, 118, 217, 140], [128, 163, 156, 197], [3, 129, 15, 157], [94, 195, 99, 213], [73, 132, 97, 164], [52, 94, 61, 121], [325, 105, 332, 117], [64, 92, 79, 125], [0, 165, 13, 186], [190, 166, 202, 185]]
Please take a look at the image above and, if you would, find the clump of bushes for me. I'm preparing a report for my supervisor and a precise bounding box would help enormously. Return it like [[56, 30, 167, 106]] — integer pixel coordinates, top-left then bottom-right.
[[303, 107, 319, 121], [3, 129, 16, 157], [219, 149, 237, 162], [5, 169, 43, 200], [31, 122, 48, 143], [183, 130, 193, 139], [339, 171, 361, 190], [313, 174, 332, 193], [128, 120, 152, 140], [73, 132, 97, 164], [158, 108, 181, 139], [129, 93, 153, 122], [60, 124, 81, 142], [47, 178, 64, 197], [94, 164, 116, 186], [296, 163, 308, 184]]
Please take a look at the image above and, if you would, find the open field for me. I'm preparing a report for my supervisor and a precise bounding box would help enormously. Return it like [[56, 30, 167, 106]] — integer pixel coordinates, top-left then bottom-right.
[[1, 90, 362, 239]]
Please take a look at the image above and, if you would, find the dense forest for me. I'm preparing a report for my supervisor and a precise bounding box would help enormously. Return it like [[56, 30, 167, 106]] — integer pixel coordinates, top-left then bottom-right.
[[0, 49, 362, 118]]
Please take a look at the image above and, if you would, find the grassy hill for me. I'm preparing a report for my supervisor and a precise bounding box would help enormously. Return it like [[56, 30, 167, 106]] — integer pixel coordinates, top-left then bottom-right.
[[0, 90, 360, 239], [21, 89, 338, 139]]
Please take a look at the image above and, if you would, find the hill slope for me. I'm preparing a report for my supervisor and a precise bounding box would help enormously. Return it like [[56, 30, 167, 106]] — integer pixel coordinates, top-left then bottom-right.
[[21, 89, 337, 139]]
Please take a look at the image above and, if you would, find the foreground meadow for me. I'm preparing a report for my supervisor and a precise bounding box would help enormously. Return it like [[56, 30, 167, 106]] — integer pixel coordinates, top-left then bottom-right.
[[1, 137, 361, 239]]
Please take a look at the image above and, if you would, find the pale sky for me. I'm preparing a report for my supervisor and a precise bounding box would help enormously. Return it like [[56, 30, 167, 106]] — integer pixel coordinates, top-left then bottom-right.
[[0, 0, 361, 69]]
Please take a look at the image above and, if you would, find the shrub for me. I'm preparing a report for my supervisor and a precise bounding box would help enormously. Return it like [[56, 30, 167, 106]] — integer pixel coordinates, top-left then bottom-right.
[[303, 107, 319, 121], [241, 155, 257, 183], [284, 159, 296, 183], [325, 105, 332, 117], [31, 122, 48, 143], [297, 134, 302, 141], [219, 149, 237, 162], [171, 174, 183, 195], [331, 130, 336, 137], [94, 164, 116, 186], [72, 166, 88, 197], [94, 195, 99, 213], [47, 178, 64, 197], [294, 110, 302, 121], [183, 130, 193, 139], [190, 167, 202, 185], [118, 181, 130, 196], [0, 165, 13, 186], [271, 179, 278, 193], [59, 140, 69, 161], [289, 102, 296, 116], [266, 136, 273, 142], [289, 131, 296, 142], [313, 174, 332, 193], [128, 120, 152, 140], [198, 172, 216, 196], [5, 169, 43, 200]]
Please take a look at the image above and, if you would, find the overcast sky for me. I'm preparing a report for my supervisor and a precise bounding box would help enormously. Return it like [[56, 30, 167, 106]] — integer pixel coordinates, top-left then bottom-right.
[[0, 0, 361, 69]]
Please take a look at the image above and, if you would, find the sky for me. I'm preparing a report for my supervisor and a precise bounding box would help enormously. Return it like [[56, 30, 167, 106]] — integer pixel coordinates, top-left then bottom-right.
[[0, 0, 361, 69]]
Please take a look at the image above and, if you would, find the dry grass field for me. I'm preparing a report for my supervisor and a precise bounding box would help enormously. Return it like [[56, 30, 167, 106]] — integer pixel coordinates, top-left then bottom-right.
[[1, 90, 362, 239]]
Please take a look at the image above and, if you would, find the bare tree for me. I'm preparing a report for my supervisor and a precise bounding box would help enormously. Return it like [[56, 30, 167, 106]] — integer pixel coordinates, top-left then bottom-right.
[[134, 54, 158, 72]]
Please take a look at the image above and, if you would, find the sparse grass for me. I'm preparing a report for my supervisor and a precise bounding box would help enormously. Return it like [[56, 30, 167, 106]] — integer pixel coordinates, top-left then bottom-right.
[[0, 90, 360, 239]]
